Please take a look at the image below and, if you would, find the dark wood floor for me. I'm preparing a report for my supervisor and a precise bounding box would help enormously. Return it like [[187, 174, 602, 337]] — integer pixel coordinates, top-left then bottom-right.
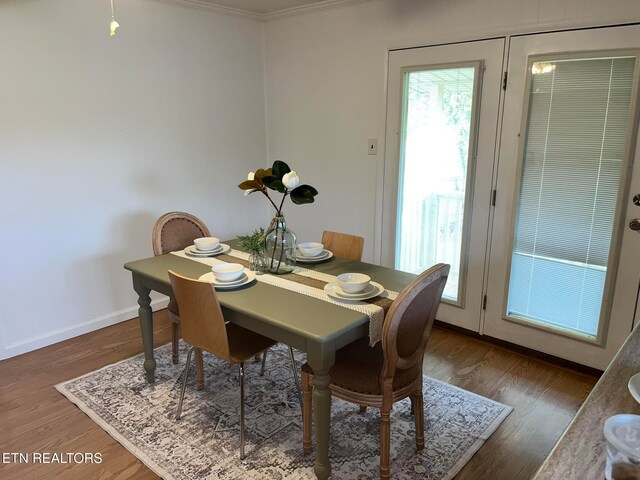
[[0, 311, 597, 479]]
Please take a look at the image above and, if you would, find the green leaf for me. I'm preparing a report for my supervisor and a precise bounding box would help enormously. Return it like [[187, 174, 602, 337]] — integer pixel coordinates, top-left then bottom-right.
[[254, 168, 272, 183], [238, 180, 261, 190], [271, 179, 286, 193], [261, 175, 276, 187], [290, 184, 318, 204], [262, 176, 286, 193], [237, 227, 265, 254], [272, 160, 291, 179]]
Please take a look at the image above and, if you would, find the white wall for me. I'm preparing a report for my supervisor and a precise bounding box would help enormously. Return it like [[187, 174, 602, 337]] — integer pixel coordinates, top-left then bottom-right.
[[4, 0, 640, 360], [263, 0, 640, 262], [0, 0, 267, 359]]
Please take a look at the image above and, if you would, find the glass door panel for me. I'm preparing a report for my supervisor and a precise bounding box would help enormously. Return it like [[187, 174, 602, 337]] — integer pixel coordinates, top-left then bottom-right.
[[507, 55, 636, 338], [382, 39, 505, 332], [396, 65, 478, 302]]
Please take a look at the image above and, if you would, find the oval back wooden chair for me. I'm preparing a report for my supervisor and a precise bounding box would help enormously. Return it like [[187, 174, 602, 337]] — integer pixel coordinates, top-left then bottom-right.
[[153, 211, 211, 257], [301, 263, 450, 479], [321, 230, 364, 261], [152, 212, 211, 384]]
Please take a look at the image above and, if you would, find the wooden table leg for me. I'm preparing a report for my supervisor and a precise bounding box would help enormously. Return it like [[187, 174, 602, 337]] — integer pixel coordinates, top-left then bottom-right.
[[133, 275, 156, 384], [307, 346, 335, 480]]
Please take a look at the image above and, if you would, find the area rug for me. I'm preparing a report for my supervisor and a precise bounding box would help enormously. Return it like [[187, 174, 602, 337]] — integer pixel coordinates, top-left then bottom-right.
[[55, 342, 512, 479]]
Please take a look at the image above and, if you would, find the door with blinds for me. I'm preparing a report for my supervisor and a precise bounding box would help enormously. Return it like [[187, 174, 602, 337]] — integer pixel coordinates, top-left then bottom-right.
[[484, 25, 640, 369]]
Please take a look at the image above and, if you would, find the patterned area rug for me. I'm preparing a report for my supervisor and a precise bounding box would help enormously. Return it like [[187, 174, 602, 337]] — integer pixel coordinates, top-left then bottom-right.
[[56, 342, 511, 479]]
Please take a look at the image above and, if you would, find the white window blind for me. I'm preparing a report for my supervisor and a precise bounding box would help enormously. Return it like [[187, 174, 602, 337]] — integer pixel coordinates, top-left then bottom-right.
[[507, 56, 636, 337]]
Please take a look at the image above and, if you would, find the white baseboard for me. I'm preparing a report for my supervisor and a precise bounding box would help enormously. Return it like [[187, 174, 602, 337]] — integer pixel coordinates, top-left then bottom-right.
[[0, 297, 170, 361]]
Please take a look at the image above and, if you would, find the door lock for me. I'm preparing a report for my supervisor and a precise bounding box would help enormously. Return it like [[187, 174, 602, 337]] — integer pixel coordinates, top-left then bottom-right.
[[630, 219, 640, 231], [634, 194, 640, 206]]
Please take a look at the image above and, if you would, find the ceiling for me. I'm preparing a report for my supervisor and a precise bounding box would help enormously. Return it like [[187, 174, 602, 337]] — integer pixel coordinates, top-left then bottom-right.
[[195, 0, 333, 15]]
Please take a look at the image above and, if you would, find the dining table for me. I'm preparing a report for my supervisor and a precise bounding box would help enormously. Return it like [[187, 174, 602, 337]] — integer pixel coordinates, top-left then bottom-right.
[[124, 240, 416, 480]]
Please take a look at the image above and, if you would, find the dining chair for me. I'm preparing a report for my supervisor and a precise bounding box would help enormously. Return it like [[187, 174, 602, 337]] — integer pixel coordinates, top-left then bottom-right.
[[321, 230, 364, 261], [153, 211, 210, 389], [168, 270, 301, 460], [301, 263, 450, 479]]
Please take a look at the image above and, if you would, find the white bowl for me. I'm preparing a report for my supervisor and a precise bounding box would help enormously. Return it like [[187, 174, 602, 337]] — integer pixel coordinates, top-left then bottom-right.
[[194, 237, 220, 251], [298, 242, 324, 257], [211, 263, 244, 282], [336, 273, 371, 294]]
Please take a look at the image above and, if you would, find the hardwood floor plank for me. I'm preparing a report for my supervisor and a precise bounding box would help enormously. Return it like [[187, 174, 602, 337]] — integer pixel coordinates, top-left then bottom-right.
[[0, 312, 598, 479], [422, 329, 597, 480]]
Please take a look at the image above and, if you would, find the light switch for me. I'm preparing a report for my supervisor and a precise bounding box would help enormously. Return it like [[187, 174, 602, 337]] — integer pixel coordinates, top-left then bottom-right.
[[368, 138, 378, 155]]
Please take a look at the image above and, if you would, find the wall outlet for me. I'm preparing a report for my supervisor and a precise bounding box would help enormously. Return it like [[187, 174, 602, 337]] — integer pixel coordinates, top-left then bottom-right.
[[368, 138, 378, 155]]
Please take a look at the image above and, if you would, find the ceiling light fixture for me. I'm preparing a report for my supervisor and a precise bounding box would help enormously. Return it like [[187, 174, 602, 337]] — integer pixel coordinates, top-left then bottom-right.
[[110, 0, 119, 37]]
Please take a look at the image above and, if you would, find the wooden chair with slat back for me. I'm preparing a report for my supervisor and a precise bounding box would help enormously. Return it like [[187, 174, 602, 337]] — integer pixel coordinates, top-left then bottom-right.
[[301, 263, 450, 479], [169, 271, 297, 460], [152, 212, 210, 388], [321, 230, 364, 261]]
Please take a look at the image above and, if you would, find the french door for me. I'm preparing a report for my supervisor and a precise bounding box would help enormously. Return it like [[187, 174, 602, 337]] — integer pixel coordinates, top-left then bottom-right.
[[382, 26, 640, 368], [382, 39, 506, 331], [484, 25, 640, 369]]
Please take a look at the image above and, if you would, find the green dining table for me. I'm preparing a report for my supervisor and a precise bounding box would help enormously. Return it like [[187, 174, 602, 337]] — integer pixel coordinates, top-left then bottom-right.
[[124, 241, 415, 480]]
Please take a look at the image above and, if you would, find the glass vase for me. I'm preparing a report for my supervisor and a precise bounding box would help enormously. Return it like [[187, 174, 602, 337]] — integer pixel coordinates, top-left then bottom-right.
[[263, 216, 297, 274], [248, 251, 265, 274]]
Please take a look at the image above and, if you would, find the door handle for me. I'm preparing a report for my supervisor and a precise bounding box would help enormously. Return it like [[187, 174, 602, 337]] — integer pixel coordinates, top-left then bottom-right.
[[630, 219, 640, 231]]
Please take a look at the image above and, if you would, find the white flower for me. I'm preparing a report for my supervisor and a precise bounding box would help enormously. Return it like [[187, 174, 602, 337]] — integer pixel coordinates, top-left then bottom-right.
[[282, 171, 300, 189], [247, 171, 255, 181]]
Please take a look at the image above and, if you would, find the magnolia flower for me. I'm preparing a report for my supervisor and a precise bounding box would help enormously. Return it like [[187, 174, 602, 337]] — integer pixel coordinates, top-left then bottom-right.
[[282, 171, 300, 190], [238, 161, 317, 209]]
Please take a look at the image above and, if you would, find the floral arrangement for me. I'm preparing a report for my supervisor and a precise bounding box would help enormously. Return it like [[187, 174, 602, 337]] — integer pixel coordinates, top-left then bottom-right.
[[238, 160, 318, 215], [238, 160, 318, 273]]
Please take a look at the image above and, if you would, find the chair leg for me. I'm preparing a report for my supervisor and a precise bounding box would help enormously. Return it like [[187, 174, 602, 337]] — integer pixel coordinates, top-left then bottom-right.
[[288, 347, 303, 409], [171, 323, 180, 364], [260, 349, 268, 376], [380, 406, 392, 480], [411, 391, 425, 451], [195, 348, 205, 391], [239, 363, 246, 460], [175, 346, 194, 420], [302, 369, 312, 454]]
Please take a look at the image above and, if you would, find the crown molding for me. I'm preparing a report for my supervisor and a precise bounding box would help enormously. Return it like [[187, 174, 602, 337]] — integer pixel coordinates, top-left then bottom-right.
[[262, 0, 371, 21], [146, 0, 371, 21], [147, 0, 262, 20]]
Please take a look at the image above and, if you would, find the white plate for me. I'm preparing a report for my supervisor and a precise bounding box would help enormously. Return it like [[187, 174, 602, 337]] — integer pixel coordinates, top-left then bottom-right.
[[628, 372, 640, 404], [296, 249, 333, 263], [335, 282, 377, 298], [187, 244, 223, 255], [185, 244, 231, 257], [199, 271, 256, 289], [324, 281, 385, 301]]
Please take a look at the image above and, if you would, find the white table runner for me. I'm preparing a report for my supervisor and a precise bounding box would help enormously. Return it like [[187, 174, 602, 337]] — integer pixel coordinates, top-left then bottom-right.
[[171, 248, 399, 345]]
